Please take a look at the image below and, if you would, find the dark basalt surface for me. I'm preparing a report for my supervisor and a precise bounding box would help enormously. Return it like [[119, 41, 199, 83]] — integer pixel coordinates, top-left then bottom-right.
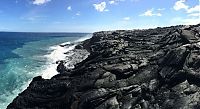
[[8, 24, 200, 109]]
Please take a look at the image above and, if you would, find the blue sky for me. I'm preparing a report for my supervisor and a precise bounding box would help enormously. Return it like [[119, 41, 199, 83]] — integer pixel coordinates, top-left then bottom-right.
[[0, 0, 199, 32]]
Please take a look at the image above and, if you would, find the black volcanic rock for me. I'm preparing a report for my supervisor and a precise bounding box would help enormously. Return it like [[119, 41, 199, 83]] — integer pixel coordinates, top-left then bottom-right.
[[57, 61, 67, 74], [8, 24, 200, 109]]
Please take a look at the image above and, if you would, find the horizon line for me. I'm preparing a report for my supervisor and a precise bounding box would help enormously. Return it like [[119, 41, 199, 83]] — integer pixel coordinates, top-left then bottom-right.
[[0, 31, 92, 34]]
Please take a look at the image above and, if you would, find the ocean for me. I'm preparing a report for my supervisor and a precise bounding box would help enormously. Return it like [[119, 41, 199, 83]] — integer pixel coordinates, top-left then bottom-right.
[[0, 32, 91, 108]]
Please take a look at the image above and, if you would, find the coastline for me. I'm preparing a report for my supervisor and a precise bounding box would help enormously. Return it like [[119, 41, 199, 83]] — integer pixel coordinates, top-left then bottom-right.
[[7, 24, 200, 109], [0, 34, 91, 109]]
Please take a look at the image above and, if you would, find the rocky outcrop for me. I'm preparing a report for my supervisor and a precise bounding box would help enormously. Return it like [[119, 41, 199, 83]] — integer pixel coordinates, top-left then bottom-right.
[[8, 24, 200, 109]]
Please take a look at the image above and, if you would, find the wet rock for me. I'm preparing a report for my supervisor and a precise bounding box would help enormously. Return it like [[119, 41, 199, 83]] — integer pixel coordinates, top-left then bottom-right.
[[75, 44, 83, 49], [57, 61, 66, 74], [60, 43, 74, 47]]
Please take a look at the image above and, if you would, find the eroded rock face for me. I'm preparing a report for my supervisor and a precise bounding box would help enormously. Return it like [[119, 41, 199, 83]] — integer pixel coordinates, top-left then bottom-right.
[[8, 24, 200, 109]]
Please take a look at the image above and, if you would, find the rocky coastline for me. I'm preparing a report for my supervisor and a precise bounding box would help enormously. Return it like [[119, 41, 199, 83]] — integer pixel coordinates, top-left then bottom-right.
[[7, 24, 200, 109]]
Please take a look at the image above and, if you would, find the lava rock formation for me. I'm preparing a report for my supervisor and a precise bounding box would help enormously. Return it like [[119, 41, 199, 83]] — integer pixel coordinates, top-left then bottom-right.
[[8, 24, 200, 109]]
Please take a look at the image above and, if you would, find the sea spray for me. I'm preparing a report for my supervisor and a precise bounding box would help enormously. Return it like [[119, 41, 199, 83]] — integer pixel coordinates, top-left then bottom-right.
[[41, 34, 92, 79], [42, 44, 76, 79]]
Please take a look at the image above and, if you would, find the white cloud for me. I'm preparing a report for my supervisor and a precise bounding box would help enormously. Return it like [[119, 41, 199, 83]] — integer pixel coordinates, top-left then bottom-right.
[[109, 0, 115, 4], [123, 17, 130, 21], [109, 0, 126, 5], [33, 0, 51, 5], [187, 5, 200, 13], [93, 2, 108, 12], [67, 6, 72, 11], [140, 9, 162, 17], [173, 0, 188, 11], [173, 0, 200, 22], [157, 8, 165, 11], [142, 10, 153, 16], [173, 0, 200, 14]]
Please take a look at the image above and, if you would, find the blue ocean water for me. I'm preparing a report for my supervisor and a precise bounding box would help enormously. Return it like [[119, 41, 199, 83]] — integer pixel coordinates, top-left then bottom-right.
[[0, 32, 90, 108]]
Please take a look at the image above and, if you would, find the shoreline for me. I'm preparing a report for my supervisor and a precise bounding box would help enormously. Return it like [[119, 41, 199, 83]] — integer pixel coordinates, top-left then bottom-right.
[[8, 24, 200, 109]]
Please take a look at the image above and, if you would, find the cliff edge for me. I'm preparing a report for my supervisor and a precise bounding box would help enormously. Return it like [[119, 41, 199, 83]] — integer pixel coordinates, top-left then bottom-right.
[[8, 24, 200, 109]]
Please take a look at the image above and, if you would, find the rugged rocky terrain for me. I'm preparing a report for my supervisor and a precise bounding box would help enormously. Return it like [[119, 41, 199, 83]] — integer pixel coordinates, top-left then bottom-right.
[[8, 24, 200, 109]]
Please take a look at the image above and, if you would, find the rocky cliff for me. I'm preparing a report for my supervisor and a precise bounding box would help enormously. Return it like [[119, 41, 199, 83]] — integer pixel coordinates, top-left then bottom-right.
[[8, 24, 200, 109]]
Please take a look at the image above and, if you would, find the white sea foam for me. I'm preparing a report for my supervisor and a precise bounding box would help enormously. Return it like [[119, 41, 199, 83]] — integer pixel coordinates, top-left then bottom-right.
[[41, 34, 92, 79], [46, 45, 76, 63], [60, 41, 71, 46], [41, 45, 76, 79]]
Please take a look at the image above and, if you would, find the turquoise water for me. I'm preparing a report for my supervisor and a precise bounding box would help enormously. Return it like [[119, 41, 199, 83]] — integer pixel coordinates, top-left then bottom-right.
[[0, 33, 89, 108]]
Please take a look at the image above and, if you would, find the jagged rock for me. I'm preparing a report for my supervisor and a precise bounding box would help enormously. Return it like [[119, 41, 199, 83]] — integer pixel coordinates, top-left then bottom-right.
[[60, 43, 74, 47], [96, 96, 120, 109], [148, 79, 159, 92], [131, 64, 139, 71], [104, 64, 131, 73], [8, 24, 200, 109], [57, 61, 66, 74], [181, 29, 198, 43], [75, 44, 83, 49]]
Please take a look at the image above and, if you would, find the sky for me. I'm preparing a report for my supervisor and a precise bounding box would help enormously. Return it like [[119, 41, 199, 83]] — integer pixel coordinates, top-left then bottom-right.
[[0, 0, 199, 32]]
